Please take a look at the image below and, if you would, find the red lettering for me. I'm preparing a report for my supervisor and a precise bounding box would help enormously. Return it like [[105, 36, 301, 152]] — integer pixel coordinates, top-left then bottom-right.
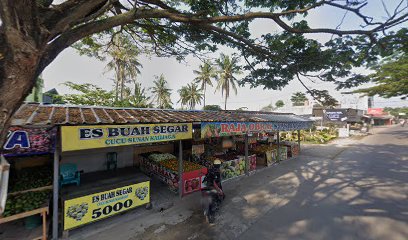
[[230, 123, 236, 132], [236, 123, 241, 132], [241, 124, 247, 133], [221, 124, 229, 133]]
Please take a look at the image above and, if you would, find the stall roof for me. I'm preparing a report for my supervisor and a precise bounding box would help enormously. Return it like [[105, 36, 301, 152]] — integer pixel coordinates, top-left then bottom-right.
[[11, 103, 312, 126]]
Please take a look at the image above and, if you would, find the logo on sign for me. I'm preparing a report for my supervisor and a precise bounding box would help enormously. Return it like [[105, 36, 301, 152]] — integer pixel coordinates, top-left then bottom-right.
[[3, 131, 30, 150]]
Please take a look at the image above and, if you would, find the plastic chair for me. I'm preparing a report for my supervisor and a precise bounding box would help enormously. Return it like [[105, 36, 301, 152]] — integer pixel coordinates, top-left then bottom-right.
[[60, 163, 80, 188], [106, 152, 118, 170]]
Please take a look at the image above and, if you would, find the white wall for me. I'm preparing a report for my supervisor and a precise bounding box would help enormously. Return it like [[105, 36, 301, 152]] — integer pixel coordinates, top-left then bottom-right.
[[275, 106, 313, 115], [61, 146, 134, 173]]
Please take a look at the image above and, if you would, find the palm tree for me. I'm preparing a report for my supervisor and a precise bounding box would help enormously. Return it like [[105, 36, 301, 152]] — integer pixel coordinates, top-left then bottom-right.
[[105, 34, 142, 102], [215, 54, 241, 110], [178, 83, 203, 110], [178, 86, 189, 109], [193, 60, 216, 107], [150, 74, 172, 109]]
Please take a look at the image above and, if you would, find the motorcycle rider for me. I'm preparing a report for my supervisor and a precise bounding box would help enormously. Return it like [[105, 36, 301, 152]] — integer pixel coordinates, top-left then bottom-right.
[[201, 159, 225, 223], [205, 159, 224, 196]]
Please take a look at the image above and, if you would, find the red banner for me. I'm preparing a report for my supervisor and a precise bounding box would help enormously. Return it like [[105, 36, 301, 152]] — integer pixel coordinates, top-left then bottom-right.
[[368, 108, 385, 116]]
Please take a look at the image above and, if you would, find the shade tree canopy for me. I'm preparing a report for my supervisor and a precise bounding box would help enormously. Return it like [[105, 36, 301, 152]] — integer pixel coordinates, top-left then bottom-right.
[[0, 0, 408, 147]]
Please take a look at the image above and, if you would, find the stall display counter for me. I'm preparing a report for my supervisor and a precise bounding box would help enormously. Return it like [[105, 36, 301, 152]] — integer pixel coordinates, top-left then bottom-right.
[[252, 145, 278, 166], [281, 142, 300, 158], [140, 157, 207, 195], [0, 206, 49, 240], [213, 154, 256, 181], [61, 167, 150, 233]]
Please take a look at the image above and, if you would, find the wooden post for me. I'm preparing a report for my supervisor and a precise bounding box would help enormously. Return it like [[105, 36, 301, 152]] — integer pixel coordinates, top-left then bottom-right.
[[244, 134, 249, 175], [178, 140, 183, 198], [297, 130, 301, 151], [42, 210, 47, 240], [52, 141, 59, 239], [276, 131, 281, 162]]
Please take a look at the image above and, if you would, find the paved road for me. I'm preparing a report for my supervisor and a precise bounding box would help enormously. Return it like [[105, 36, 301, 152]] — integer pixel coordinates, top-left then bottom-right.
[[237, 126, 408, 240], [133, 126, 408, 240]]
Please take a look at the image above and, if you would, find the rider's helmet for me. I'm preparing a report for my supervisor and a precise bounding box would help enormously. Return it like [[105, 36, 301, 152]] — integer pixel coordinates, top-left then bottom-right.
[[213, 159, 222, 167]]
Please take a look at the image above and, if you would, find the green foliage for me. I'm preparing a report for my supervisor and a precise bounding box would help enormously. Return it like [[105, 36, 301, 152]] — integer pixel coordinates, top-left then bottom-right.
[[193, 60, 216, 107], [150, 74, 173, 109], [69, 2, 408, 93], [355, 54, 408, 99], [104, 34, 143, 101], [384, 107, 408, 117], [281, 129, 338, 144], [215, 53, 241, 110], [178, 83, 203, 110], [260, 104, 273, 112], [203, 105, 222, 111], [62, 82, 116, 106], [61, 81, 152, 108], [275, 100, 284, 108], [308, 90, 338, 107], [291, 92, 307, 106]]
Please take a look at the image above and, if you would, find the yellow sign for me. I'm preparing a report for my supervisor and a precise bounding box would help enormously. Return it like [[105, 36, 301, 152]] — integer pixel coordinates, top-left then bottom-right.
[[61, 123, 192, 152], [64, 181, 150, 230]]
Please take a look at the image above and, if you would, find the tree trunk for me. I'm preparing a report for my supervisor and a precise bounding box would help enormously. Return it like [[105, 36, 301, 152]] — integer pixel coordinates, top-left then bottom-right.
[[115, 62, 120, 102], [224, 94, 227, 110], [0, 49, 41, 149], [120, 64, 125, 101], [203, 84, 206, 107], [0, 0, 46, 149]]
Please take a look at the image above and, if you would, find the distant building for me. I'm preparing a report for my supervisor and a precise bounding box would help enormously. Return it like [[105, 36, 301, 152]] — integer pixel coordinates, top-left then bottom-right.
[[363, 108, 394, 126], [312, 107, 366, 126], [275, 100, 313, 116], [42, 88, 61, 104]]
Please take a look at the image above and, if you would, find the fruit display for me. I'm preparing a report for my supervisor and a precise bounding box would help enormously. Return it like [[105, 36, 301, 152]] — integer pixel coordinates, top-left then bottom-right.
[[252, 144, 273, 154], [135, 186, 149, 200], [140, 157, 178, 190], [3, 190, 51, 217], [252, 144, 279, 165], [66, 203, 89, 221], [221, 157, 246, 179], [159, 159, 204, 173], [9, 165, 52, 193], [140, 156, 207, 195], [148, 153, 177, 163]]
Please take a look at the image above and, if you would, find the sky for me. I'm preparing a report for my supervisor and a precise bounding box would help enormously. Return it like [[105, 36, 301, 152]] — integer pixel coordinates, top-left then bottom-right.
[[42, 0, 408, 110]]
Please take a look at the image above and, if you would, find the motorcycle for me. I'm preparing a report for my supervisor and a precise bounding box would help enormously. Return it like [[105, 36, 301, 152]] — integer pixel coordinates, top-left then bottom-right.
[[201, 160, 225, 223]]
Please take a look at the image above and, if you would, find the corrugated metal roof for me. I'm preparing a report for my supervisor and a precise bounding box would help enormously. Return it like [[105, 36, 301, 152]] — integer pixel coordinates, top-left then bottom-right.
[[11, 103, 312, 126]]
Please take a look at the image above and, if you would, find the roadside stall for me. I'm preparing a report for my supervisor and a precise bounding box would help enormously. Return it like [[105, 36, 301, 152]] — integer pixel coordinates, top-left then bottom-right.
[[5, 103, 313, 239], [0, 126, 56, 240], [200, 122, 282, 180], [59, 122, 200, 234]]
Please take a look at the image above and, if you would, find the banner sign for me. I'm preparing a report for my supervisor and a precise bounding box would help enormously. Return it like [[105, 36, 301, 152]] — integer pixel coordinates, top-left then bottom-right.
[[325, 109, 346, 121], [201, 122, 311, 138], [368, 108, 385, 116], [64, 181, 150, 230], [2, 127, 55, 156], [61, 123, 192, 152]]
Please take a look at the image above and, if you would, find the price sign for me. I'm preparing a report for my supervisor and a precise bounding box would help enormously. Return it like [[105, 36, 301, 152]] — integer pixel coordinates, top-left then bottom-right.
[[63, 181, 150, 230]]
